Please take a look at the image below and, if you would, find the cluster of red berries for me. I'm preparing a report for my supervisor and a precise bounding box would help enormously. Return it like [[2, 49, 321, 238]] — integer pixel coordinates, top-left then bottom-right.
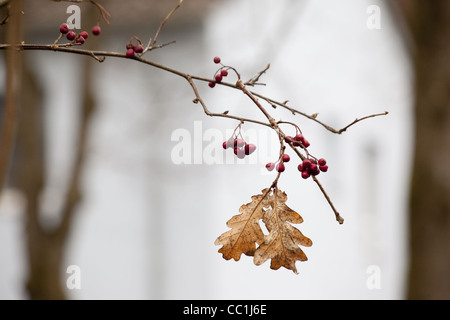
[[208, 56, 229, 88], [125, 39, 144, 58], [222, 137, 256, 159], [297, 157, 328, 179], [265, 153, 291, 173], [265, 131, 329, 179], [59, 23, 101, 44], [284, 133, 310, 149]]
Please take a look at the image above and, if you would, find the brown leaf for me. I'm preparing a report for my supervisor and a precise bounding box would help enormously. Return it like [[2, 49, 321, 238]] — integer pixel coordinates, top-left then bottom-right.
[[214, 190, 269, 261], [254, 188, 312, 274], [215, 188, 312, 274]]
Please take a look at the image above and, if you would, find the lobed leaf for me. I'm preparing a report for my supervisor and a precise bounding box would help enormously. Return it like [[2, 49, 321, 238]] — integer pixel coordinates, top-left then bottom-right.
[[214, 190, 269, 261], [215, 187, 312, 274]]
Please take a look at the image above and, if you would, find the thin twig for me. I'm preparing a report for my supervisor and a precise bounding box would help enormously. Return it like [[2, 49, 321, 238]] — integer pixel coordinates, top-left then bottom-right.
[[244, 63, 270, 86], [336, 111, 389, 133], [144, 0, 184, 53], [312, 176, 344, 224], [51, 0, 110, 24], [186, 76, 272, 128], [252, 91, 388, 134]]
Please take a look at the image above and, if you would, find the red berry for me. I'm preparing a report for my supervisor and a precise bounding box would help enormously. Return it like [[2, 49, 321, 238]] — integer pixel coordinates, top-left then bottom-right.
[[222, 141, 227, 149], [236, 150, 246, 159], [297, 163, 304, 172], [310, 164, 320, 176], [244, 144, 256, 155], [59, 23, 69, 34], [302, 159, 311, 169], [213, 56, 221, 64], [294, 134, 304, 143], [126, 48, 135, 57], [234, 139, 245, 148], [266, 162, 275, 171], [301, 170, 310, 179], [221, 69, 228, 77], [294, 134, 304, 147], [75, 36, 85, 44], [276, 162, 285, 173], [234, 147, 245, 158], [66, 31, 77, 41], [282, 154, 290, 163], [92, 25, 101, 36], [284, 136, 294, 144], [215, 74, 223, 83], [134, 44, 144, 53], [319, 165, 328, 172], [318, 158, 327, 166], [208, 82, 215, 88], [225, 138, 234, 148], [126, 42, 134, 50], [302, 139, 310, 148], [80, 31, 88, 39]]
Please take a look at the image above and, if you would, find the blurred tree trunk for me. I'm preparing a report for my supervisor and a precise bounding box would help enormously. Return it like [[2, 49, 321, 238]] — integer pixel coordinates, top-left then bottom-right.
[[16, 57, 95, 299], [395, 0, 450, 299], [1, 1, 98, 299]]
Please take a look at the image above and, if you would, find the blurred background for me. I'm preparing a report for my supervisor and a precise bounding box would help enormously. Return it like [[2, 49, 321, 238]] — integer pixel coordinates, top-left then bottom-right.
[[0, 0, 449, 299]]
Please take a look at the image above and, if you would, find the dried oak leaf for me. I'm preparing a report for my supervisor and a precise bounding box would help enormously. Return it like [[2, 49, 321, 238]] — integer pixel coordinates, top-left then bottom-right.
[[215, 188, 312, 274], [214, 191, 268, 261], [254, 188, 312, 274]]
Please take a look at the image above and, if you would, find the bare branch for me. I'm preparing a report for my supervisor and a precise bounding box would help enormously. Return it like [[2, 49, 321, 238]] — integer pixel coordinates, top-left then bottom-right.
[[144, 0, 184, 53], [252, 92, 389, 134], [0, 40, 388, 224], [244, 63, 270, 86]]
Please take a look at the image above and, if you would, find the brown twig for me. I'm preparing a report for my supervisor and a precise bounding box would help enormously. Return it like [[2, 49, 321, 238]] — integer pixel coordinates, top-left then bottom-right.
[[51, 0, 110, 24], [244, 63, 271, 86], [144, 0, 184, 53]]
